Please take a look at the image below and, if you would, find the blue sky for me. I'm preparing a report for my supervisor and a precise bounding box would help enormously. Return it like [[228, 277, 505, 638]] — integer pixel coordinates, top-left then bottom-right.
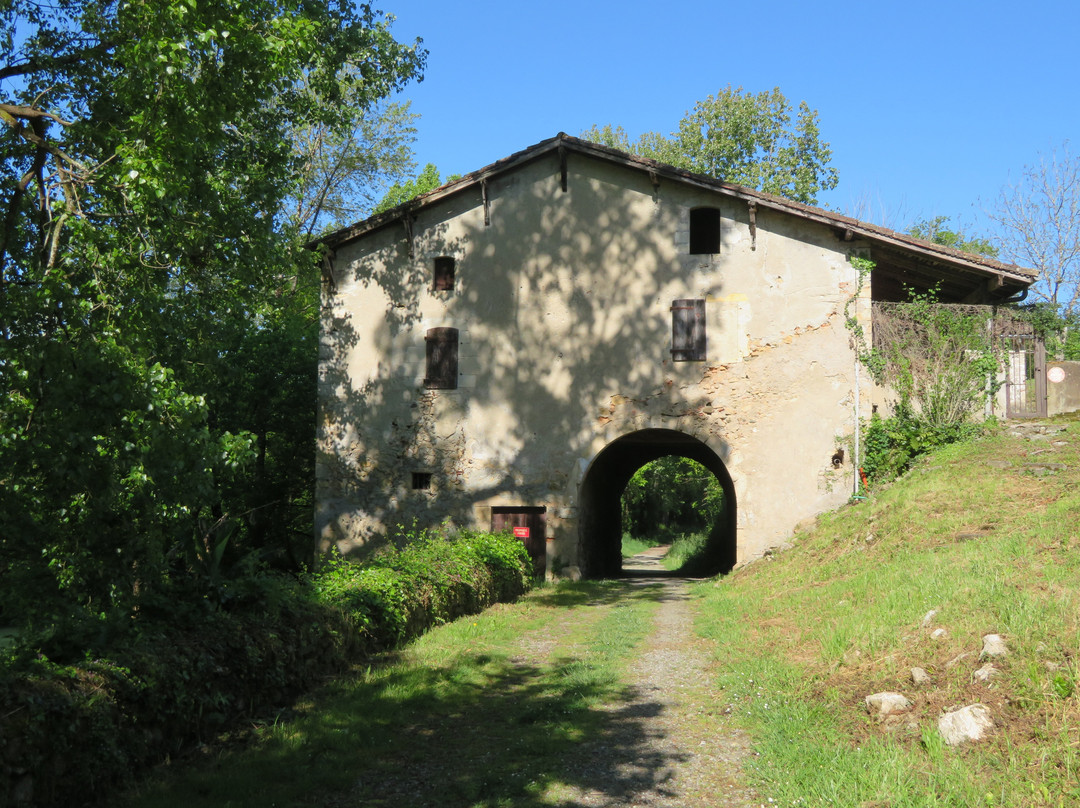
[[384, 0, 1078, 239]]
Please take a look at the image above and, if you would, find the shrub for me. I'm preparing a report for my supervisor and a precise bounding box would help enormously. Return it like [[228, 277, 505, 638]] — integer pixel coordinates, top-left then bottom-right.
[[0, 528, 531, 807], [312, 527, 531, 655], [861, 408, 984, 484]]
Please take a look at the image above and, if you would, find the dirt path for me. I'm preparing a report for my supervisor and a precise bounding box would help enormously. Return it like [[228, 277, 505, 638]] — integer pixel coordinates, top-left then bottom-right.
[[539, 550, 760, 807], [316, 548, 762, 808]]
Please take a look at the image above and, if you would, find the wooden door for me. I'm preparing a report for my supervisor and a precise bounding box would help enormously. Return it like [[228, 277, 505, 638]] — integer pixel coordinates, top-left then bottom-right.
[[491, 507, 546, 577]]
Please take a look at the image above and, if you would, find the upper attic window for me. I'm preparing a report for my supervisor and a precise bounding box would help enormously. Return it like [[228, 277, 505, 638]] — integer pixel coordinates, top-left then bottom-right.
[[433, 256, 455, 291], [689, 207, 721, 255]]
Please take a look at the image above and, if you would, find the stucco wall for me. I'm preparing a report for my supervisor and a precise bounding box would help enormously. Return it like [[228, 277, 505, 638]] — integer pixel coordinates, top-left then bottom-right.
[[1048, 361, 1080, 416], [317, 151, 867, 572]]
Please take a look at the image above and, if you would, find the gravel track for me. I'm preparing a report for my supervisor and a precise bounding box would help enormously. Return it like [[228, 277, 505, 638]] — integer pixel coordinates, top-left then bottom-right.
[[541, 549, 760, 807]]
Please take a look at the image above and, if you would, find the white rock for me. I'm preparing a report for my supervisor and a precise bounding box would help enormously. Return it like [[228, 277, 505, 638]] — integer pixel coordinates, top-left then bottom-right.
[[921, 609, 938, 628], [931, 628, 949, 640], [911, 667, 932, 686], [981, 634, 1008, 659], [972, 664, 998, 682], [938, 704, 994, 745], [865, 692, 913, 716]]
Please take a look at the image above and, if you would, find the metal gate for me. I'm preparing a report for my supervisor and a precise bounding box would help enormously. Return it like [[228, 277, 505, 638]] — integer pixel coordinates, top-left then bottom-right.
[[1004, 333, 1047, 418]]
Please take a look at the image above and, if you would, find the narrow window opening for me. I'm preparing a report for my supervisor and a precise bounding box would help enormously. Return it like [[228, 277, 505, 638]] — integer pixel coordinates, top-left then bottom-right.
[[424, 327, 459, 389], [671, 299, 706, 361], [433, 256, 455, 291], [412, 472, 432, 490], [689, 207, 721, 255]]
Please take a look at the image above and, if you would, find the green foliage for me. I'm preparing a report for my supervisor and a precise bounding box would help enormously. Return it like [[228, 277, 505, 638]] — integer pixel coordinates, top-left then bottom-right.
[[879, 289, 1002, 429], [620, 456, 724, 540], [124, 579, 656, 807], [0, 528, 530, 806], [861, 409, 983, 484], [845, 264, 1003, 484], [583, 85, 838, 204], [289, 99, 420, 237], [659, 531, 710, 571], [0, 0, 425, 624], [907, 215, 999, 258], [312, 527, 532, 655], [371, 162, 461, 214]]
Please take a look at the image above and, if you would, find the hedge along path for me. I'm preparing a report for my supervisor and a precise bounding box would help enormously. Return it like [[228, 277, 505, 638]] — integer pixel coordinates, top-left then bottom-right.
[[127, 559, 761, 807]]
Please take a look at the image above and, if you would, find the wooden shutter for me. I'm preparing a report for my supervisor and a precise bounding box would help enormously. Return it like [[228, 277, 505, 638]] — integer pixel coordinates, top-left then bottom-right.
[[433, 257, 455, 291], [671, 299, 706, 361], [424, 327, 458, 388]]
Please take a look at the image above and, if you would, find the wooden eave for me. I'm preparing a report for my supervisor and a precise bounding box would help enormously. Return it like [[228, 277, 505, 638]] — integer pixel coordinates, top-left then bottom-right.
[[314, 133, 1036, 296]]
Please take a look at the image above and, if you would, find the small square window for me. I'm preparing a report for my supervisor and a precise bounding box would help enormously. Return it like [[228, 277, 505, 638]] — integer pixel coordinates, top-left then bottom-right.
[[433, 256, 455, 291], [412, 472, 432, 490]]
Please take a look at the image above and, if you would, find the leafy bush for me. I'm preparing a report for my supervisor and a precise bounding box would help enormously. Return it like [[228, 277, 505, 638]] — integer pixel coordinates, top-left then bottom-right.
[[847, 278, 1006, 487], [861, 408, 984, 484], [0, 529, 531, 807], [314, 527, 531, 655]]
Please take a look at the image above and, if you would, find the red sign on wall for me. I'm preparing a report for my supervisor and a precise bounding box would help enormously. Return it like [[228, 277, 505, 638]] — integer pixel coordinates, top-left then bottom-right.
[[513, 526, 530, 539]]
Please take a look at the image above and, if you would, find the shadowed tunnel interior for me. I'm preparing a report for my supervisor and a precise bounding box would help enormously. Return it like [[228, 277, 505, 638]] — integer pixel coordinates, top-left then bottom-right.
[[577, 429, 736, 578]]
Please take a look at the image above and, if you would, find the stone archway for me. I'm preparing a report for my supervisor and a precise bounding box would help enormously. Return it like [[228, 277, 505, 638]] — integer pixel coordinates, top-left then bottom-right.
[[577, 429, 736, 578]]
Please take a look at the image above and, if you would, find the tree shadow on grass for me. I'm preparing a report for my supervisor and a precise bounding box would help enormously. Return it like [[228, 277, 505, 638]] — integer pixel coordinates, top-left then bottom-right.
[[126, 582, 702, 808]]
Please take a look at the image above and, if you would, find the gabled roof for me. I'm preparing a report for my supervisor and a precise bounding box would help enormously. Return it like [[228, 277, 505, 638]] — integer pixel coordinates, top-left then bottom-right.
[[317, 133, 1036, 295]]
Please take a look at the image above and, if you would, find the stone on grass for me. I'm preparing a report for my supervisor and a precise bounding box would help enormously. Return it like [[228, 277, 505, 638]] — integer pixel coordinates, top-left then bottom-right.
[[981, 634, 1008, 659], [945, 652, 973, 669], [921, 609, 938, 628], [938, 704, 993, 746], [865, 692, 912, 717], [930, 628, 949, 640], [972, 664, 999, 683], [911, 667, 932, 686]]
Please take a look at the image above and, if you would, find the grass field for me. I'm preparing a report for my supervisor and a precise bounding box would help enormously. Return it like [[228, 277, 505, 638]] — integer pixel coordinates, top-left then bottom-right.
[[695, 421, 1080, 806]]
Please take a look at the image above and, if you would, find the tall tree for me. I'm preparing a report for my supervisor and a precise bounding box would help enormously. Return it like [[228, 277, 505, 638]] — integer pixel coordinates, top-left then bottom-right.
[[583, 86, 838, 205], [988, 144, 1080, 315], [289, 97, 419, 237], [0, 0, 424, 621]]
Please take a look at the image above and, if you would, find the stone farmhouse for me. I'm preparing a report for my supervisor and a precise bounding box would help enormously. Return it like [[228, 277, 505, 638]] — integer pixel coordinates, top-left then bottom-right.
[[314, 134, 1035, 578]]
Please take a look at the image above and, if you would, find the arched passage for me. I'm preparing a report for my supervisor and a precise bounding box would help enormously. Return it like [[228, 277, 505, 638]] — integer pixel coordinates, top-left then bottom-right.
[[577, 429, 736, 578]]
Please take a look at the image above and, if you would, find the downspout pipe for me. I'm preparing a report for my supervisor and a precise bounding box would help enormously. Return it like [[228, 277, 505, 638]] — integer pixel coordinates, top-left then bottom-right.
[[854, 359, 861, 497]]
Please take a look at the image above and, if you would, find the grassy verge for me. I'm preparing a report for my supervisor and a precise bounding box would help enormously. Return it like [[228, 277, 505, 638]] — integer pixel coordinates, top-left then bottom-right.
[[621, 531, 709, 572], [694, 423, 1080, 806], [123, 580, 662, 807], [620, 535, 656, 558]]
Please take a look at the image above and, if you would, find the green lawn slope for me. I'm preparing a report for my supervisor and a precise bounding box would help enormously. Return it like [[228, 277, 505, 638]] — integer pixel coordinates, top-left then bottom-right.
[[696, 420, 1080, 806]]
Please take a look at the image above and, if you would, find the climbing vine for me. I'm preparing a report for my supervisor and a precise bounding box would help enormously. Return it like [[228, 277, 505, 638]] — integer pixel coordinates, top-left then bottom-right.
[[844, 258, 1004, 483]]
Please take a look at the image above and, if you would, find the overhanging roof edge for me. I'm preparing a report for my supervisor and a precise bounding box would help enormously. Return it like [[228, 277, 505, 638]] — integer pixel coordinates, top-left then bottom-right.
[[312, 133, 1036, 286]]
